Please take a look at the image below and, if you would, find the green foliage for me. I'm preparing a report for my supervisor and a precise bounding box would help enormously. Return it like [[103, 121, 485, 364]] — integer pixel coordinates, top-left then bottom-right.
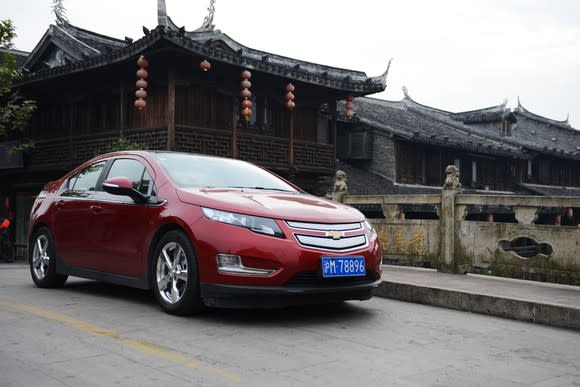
[[101, 138, 145, 154], [0, 20, 36, 137]]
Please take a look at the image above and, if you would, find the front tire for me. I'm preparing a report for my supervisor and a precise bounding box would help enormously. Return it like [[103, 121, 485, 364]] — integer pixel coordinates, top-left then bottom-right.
[[29, 227, 68, 288], [151, 230, 202, 315]]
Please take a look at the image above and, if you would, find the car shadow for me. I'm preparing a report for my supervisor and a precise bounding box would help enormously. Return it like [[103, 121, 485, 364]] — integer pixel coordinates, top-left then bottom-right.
[[62, 279, 377, 325]]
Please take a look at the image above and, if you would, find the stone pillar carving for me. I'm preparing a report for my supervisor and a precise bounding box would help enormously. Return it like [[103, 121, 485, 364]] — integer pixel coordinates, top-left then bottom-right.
[[439, 165, 462, 273], [330, 170, 348, 203], [381, 205, 400, 221], [514, 206, 538, 225]]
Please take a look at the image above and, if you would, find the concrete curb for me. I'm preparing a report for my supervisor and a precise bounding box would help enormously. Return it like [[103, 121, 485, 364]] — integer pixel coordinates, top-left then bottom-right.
[[374, 280, 580, 331]]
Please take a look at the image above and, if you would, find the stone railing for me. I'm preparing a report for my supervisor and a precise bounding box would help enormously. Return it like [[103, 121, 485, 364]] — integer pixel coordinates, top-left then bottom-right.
[[342, 189, 580, 285]]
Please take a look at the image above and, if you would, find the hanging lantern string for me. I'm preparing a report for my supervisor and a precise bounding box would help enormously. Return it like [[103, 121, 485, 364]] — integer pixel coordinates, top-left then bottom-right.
[[240, 70, 252, 122], [345, 95, 354, 118], [285, 83, 295, 111], [135, 55, 149, 110]]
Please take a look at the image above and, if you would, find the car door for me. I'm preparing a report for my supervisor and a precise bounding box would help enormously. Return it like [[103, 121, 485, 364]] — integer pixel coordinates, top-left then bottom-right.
[[87, 157, 161, 277], [52, 161, 106, 269]]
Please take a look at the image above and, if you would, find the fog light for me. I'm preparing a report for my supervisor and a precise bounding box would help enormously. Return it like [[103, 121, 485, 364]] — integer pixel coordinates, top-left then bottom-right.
[[216, 254, 275, 275]]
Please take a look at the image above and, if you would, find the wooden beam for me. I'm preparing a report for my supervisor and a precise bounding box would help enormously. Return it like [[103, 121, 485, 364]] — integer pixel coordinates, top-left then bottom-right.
[[289, 111, 295, 166], [119, 81, 125, 137], [330, 100, 337, 168], [232, 96, 238, 158], [167, 65, 176, 150]]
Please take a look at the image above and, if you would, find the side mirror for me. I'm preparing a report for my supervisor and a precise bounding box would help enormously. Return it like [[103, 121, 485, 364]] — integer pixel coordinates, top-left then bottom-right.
[[103, 177, 148, 204]]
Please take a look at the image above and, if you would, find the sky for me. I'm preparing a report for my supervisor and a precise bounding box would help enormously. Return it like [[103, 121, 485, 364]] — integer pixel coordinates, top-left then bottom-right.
[[3, 0, 580, 128]]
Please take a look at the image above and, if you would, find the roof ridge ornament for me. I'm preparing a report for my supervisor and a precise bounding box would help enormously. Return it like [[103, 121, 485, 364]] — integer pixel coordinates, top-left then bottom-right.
[[52, 0, 69, 26], [402, 85, 409, 99], [158, 0, 179, 30], [199, 0, 216, 31]]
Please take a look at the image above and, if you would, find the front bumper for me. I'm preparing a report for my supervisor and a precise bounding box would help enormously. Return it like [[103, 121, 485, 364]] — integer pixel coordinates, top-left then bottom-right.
[[200, 279, 382, 308]]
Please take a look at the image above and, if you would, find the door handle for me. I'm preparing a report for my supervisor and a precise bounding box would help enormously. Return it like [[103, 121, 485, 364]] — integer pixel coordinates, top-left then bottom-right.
[[90, 205, 103, 215]]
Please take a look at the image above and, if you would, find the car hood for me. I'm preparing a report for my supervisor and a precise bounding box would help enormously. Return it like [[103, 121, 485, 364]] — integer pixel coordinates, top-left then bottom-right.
[[176, 188, 365, 223]]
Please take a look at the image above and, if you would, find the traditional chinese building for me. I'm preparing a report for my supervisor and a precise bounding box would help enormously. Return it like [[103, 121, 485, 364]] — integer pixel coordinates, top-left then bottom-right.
[[0, 1, 388, 252], [337, 90, 580, 197]]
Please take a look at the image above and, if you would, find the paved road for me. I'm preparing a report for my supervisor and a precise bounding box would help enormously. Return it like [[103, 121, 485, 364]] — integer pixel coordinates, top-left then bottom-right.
[[1, 263, 579, 387]]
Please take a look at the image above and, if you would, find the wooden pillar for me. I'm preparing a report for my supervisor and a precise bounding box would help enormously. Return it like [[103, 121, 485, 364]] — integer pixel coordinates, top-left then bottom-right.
[[167, 65, 176, 151], [119, 81, 125, 138], [330, 100, 337, 167], [232, 96, 238, 158], [289, 111, 295, 166]]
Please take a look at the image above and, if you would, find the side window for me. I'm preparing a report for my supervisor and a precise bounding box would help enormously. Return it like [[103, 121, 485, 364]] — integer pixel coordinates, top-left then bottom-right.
[[70, 162, 106, 192], [106, 159, 156, 196]]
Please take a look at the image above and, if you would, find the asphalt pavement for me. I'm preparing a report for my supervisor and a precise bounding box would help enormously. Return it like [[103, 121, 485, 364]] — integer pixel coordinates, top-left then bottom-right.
[[3, 258, 579, 330]]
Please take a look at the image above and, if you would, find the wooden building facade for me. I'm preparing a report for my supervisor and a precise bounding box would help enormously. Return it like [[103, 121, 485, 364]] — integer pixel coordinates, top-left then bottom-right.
[[337, 94, 580, 196], [0, 7, 388, 251]]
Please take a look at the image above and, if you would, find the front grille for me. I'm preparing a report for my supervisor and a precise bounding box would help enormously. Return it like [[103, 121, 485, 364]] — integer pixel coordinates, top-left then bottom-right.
[[295, 234, 367, 250], [286, 271, 374, 287]]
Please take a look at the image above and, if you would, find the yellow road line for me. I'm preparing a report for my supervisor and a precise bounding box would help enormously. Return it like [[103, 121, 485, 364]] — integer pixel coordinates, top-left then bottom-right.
[[0, 299, 254, 386]]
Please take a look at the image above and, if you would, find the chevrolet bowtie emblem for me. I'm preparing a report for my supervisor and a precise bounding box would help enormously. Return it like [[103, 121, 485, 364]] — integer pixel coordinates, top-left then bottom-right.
[[327, 230, 345, 240]]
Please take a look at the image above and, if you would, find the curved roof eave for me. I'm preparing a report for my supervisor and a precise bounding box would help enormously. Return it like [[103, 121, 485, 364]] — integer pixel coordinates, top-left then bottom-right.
[[16, 26, 387, 95]]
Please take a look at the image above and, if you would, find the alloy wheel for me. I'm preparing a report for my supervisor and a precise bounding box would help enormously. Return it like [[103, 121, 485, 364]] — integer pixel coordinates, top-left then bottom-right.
[[156, 241, 189, 304]]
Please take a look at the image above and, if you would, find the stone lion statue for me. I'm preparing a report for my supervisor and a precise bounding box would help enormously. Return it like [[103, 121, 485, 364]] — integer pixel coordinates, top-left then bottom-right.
[[443, 165, 462, 191], [331, 170, 348, 202]]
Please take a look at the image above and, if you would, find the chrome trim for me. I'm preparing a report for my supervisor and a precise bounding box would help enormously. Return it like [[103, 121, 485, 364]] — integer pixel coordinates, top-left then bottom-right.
[[295, 234, 367, 250], [285, 221, 362, 231]]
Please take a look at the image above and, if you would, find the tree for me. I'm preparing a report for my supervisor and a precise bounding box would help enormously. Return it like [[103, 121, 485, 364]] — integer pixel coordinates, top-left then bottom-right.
[[0, 20, 36, 138]]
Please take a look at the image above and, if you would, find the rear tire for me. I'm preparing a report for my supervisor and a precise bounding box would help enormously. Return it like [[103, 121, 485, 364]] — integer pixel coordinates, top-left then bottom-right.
[[151, 230, 203, 315], [29, 227, 68, 288]]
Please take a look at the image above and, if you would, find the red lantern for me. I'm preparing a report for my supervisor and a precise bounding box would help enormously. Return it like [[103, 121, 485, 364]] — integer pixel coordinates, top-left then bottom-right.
[[135, 89, 147, 99], [344, 95, 354, 118], [240, 89, 252, 99], [242, 99, 253, 109], [136, 79, 148, 89], [241, 70, 252, 80], [241, 108, 252, 118], [199, 59, 211, 71], [285, 92, 295, 101], [136, 68, 148, 79], [285, 100, 295, 110], [137, 55, 149, 68], [285, 83, 295, 93], [134, 99, 146, 110], [240, 79, 252, 89]]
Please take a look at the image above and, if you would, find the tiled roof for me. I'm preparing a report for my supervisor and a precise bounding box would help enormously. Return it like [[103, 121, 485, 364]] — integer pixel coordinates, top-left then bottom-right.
[[518, 183, 580, 197], [18, 23, 387, 95], [346, 97, 525, 158]]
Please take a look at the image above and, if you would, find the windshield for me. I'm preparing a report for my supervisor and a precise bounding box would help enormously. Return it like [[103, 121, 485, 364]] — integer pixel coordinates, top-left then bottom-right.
[[152, 153, 298, 192]]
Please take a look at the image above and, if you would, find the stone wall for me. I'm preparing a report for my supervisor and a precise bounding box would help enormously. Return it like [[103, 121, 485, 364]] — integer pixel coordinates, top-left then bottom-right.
[[344, 193, 580, 285]]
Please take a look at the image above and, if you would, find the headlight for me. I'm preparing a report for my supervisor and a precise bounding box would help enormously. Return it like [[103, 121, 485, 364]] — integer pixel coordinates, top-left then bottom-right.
[[364, 219, 377, 237], [202, 207, 284, 238]]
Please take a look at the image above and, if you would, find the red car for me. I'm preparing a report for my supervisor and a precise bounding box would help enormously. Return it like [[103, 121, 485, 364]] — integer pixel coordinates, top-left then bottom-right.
[[28, 151, 383, 315]]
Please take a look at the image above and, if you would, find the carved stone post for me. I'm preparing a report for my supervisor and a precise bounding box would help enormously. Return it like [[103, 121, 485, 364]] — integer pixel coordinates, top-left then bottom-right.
[[330, 170, 348, 203], [439, 165, 462, 273]]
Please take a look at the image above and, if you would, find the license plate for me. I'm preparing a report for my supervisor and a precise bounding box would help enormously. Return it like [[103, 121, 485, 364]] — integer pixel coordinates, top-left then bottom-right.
[[321, 256, 365, 278]]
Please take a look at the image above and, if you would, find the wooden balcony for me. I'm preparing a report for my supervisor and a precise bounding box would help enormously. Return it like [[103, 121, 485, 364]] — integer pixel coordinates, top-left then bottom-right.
[[26, 126, 335, 173]]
